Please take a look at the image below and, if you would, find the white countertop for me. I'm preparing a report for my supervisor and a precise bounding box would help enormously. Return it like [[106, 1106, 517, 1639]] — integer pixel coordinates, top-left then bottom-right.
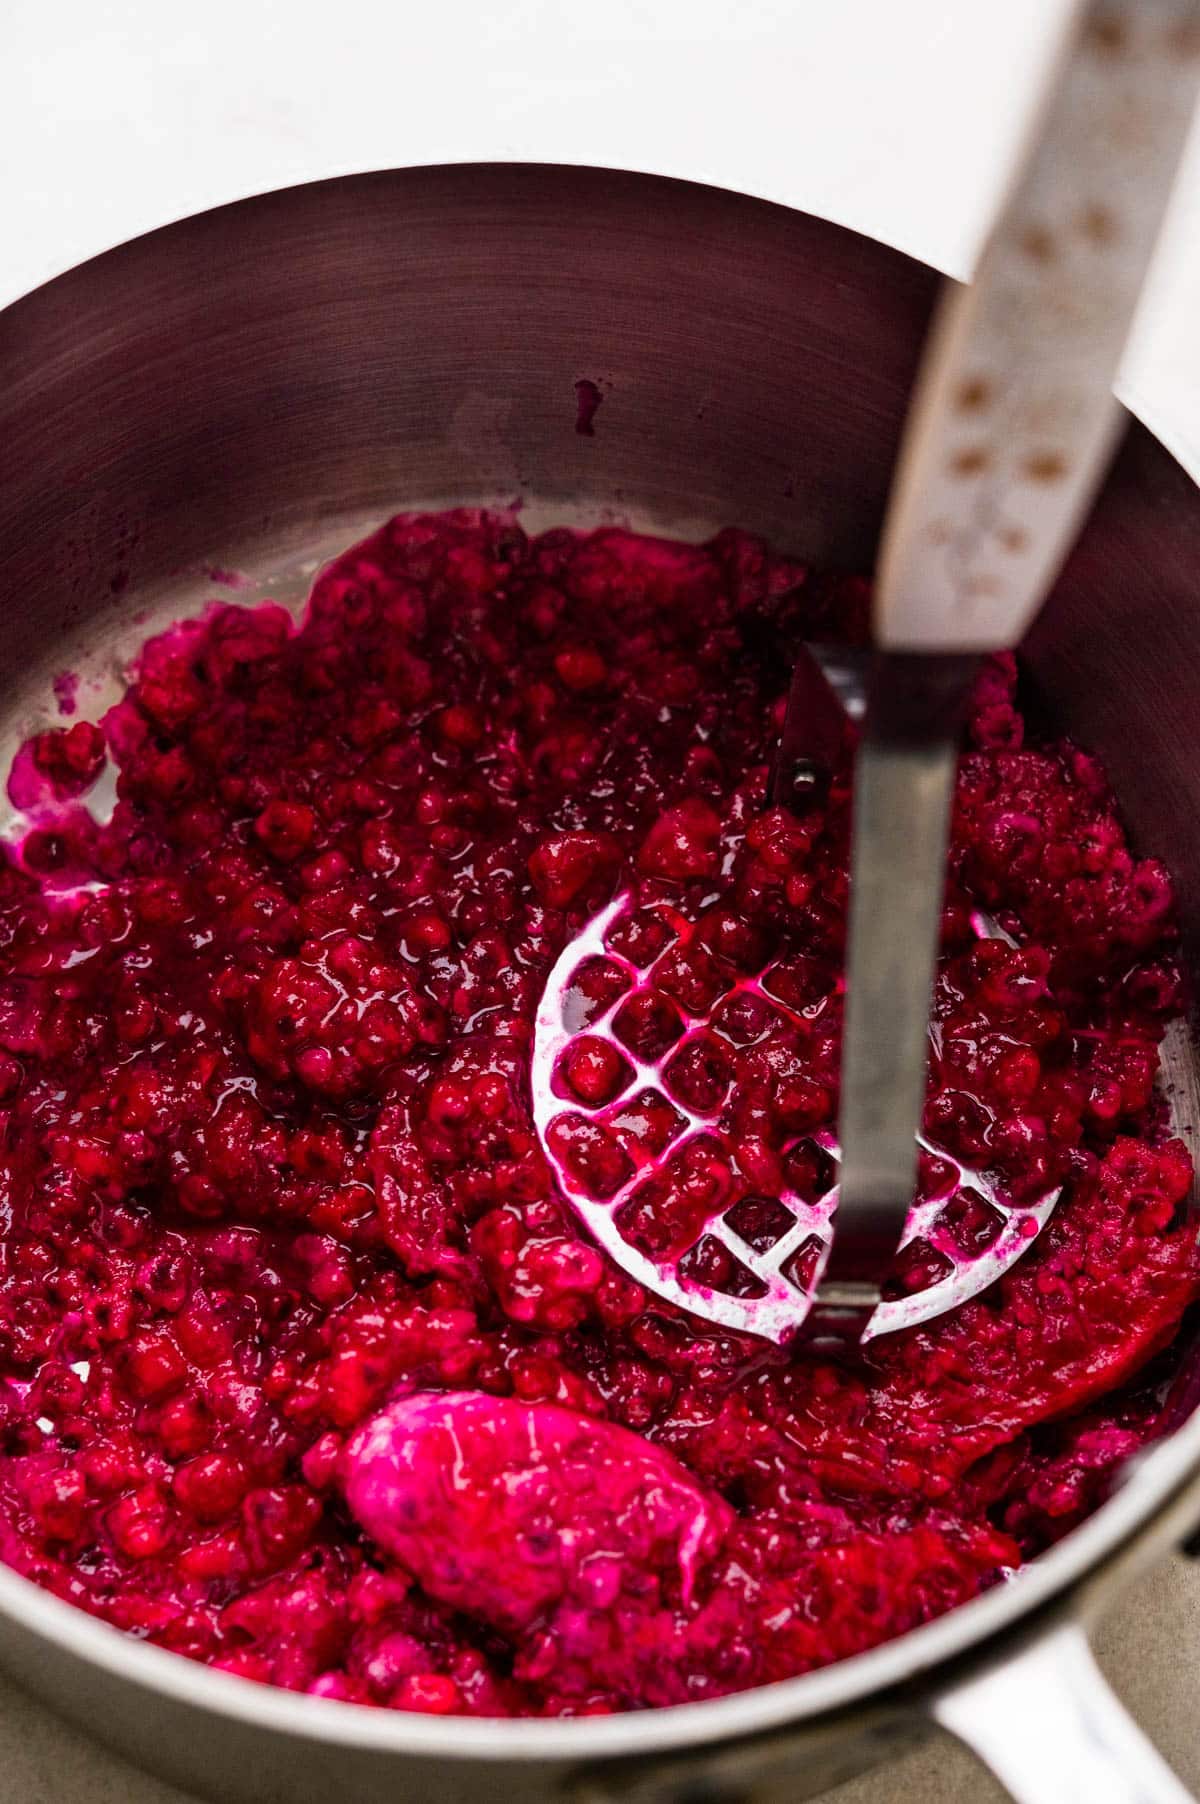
[[4, 2, 1200, 1797]]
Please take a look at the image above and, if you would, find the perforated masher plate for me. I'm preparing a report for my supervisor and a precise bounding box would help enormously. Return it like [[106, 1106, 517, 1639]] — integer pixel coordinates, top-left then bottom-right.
[[532, 893, 1060, 1344]]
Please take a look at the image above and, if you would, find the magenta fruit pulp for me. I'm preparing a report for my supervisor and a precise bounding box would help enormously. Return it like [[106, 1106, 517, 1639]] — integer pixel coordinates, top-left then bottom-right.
[[0, 507, 1195, 1717]]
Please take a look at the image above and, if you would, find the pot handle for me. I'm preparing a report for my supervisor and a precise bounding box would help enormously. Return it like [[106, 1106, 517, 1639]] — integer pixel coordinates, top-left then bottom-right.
[[933, 1621, 1194, 1804]]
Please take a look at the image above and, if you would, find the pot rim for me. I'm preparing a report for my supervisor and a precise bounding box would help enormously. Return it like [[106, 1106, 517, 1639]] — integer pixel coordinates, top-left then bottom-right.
[[2, 1402, 1199, 1762], [2, 159, 1199, 1768]]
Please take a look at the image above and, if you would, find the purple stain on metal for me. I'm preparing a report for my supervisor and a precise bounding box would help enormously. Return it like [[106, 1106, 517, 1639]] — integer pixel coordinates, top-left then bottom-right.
[[574, 379, 603, 437], [52, 672, 80, 717]]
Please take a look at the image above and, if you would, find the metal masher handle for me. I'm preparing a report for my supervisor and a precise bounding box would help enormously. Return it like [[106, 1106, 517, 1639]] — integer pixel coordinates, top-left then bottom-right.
[[819, 0, 1200, 1322]]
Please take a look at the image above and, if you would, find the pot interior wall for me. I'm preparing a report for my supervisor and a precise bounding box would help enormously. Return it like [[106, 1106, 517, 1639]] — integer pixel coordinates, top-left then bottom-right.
[[2, 164, 1197, 946], [3, 165, 1197, 951]]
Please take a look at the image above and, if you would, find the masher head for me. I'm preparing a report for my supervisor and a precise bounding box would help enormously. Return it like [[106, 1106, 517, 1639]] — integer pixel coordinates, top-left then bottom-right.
[[531, 891, 1060, 1344]]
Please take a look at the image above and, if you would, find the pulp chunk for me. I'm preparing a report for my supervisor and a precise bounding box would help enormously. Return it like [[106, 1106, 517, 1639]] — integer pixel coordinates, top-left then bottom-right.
[[342, 1390, 733, 1638]]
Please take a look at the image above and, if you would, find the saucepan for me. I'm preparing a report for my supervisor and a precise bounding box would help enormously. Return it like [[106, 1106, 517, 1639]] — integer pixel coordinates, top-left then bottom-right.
[[3, 162, 1200, 1804]]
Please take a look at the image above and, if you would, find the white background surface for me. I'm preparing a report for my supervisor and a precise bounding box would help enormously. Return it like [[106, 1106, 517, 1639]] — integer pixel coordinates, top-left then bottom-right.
[[3, 2, 1200, 1799]]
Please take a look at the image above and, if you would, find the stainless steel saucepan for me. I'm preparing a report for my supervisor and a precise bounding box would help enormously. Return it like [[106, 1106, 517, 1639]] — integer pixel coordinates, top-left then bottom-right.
[[3, 161, 1200, 1804]]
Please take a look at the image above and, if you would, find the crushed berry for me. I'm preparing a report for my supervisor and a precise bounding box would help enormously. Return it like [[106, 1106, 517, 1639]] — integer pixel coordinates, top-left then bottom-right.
[[0, 509, 1195, 1718]]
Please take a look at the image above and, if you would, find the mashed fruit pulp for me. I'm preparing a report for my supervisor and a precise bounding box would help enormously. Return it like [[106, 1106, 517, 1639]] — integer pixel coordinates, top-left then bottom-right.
[[0, 509, 1195, 1716]]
